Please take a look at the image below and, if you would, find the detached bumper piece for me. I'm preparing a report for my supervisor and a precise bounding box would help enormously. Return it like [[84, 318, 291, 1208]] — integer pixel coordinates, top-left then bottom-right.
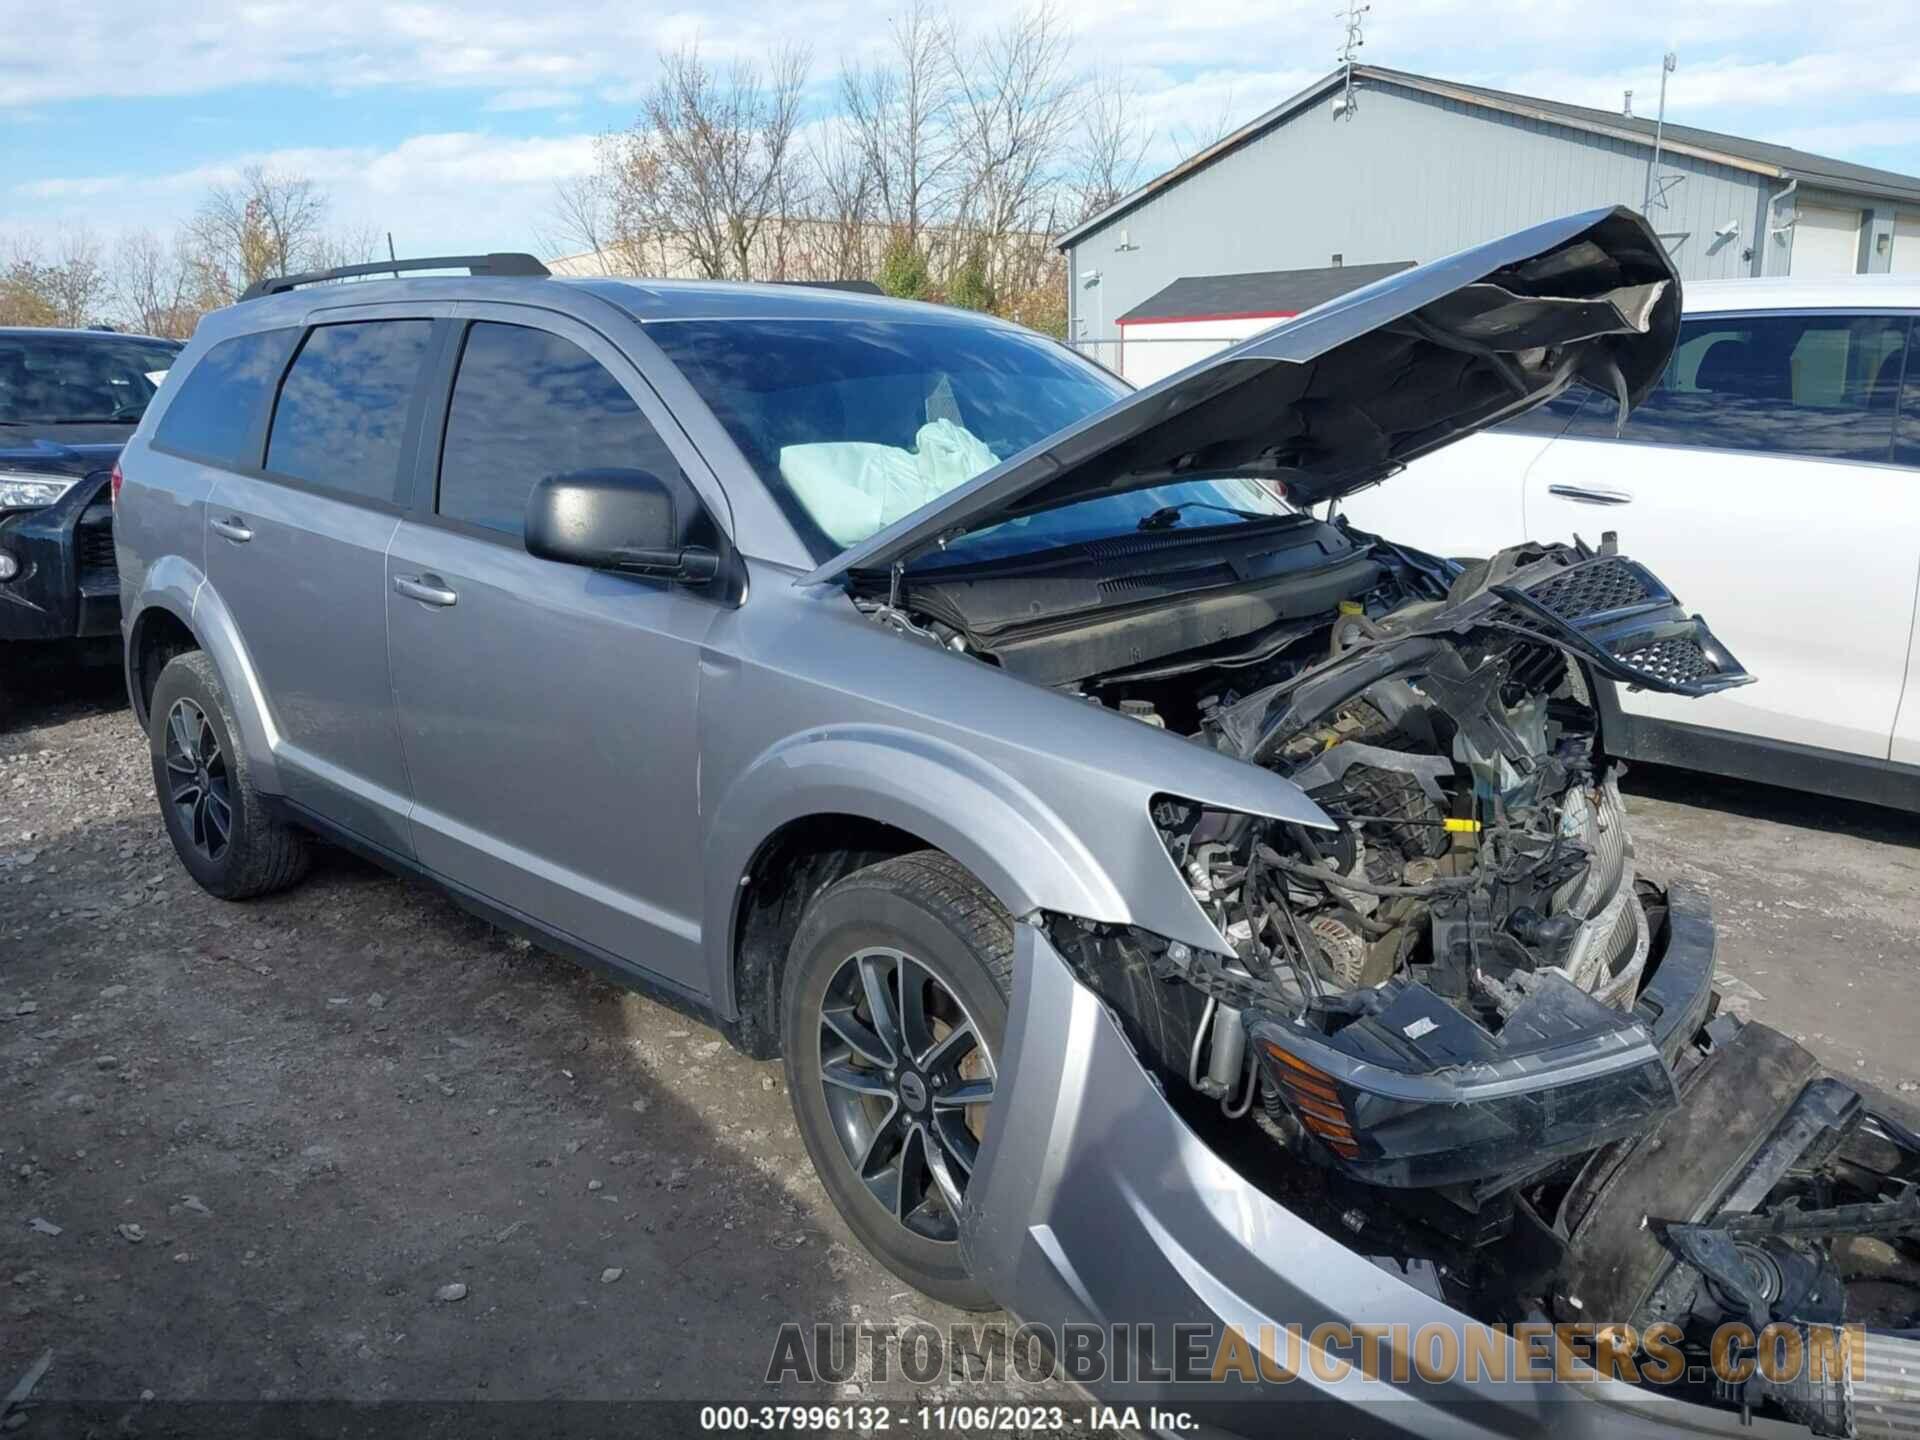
[[0, 471, 119, 641], [1250, 885, 1716, 1189], [1489, 552, 1751, 698]]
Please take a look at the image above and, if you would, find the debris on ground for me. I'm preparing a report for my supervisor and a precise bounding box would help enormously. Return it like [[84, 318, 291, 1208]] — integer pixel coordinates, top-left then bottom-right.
[[0, 1349, 51, 1428]]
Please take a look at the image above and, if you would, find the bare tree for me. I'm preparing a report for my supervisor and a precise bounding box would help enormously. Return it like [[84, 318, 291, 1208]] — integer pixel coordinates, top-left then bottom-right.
[[306, 223, 382, 276], [0, 230, 111, 328], [788, 118, 877, 282], [1169, 83, 1241, 159], [187, 165, 328, 301], [0, 236, 61, 328], [544, 170, 618, 273], [944, 3, 1076, 300], [42, 229, 110, 327], [1069, 67, 1152, 225], [840, 2, 955, 254], [616, 42, 812, 282], [112, 228, 215, 338]]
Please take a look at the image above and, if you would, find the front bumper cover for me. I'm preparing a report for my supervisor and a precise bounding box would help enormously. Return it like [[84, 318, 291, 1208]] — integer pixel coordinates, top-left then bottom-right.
[[0, 471, 119, 641], [961, 891, 1792, 1439]]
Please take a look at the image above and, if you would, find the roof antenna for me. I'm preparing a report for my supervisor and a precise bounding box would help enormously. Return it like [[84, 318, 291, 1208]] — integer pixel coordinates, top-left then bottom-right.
[[1643, 52, 1677, 213], [1332, 1, 1369, 120]]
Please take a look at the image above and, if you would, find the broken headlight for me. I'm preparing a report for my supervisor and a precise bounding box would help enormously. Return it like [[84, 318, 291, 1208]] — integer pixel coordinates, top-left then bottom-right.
[[1248, 976, 1679, 1187]]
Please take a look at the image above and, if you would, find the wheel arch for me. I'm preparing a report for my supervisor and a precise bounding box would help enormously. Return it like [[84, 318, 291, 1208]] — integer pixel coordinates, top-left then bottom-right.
[[127, 600, 200, 729], [127, 561, 284, 794], [705, 725, 1135, 1059]]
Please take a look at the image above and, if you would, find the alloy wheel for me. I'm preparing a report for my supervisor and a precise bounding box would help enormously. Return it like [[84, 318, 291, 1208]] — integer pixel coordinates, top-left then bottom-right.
[[815, 946, 996, 1243], [163, 698, 233, 862]]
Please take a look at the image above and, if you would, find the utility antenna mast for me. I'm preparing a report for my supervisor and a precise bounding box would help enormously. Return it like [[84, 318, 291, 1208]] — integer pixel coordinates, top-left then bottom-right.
[[1643, 51, 1678, 213], [1333, 1, 1369, 119]]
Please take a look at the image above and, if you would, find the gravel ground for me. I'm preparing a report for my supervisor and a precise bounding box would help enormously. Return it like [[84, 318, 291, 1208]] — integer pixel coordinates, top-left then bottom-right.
[[3, 653, 1917, 1428], [1, 657, 1076, 1433]]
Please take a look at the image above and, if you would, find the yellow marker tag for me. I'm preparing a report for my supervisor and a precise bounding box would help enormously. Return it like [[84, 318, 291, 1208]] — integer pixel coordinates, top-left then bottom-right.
[[1337, 599, 1364, 616], [1443, 817, 1482, 834]]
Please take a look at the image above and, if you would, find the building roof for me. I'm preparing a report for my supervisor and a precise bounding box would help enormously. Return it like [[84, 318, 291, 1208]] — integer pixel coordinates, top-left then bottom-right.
[[1116, 262, 1414, 324], [1058, 64, 1920, 251]]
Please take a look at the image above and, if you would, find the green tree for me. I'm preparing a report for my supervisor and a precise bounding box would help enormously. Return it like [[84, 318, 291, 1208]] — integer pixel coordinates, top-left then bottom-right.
[[945, 247, 995, 312], [877, 233, 930, 300]]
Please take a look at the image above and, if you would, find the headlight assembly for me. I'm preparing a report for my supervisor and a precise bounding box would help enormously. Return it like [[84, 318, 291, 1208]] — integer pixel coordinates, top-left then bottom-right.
[[0, 473, 80, 513]]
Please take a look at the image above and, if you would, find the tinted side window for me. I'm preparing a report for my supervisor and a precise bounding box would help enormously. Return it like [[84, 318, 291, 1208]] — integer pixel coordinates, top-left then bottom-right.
[[266, 321, 434, 503], [1574, 312, 1910, 462], [152, 329, 299, 467], [437, 322, 686, 537], [1897, 337, 1920, 470]]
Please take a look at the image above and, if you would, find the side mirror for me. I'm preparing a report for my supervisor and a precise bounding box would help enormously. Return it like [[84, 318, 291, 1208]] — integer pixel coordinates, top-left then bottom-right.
[[525, 468, 720, 584]]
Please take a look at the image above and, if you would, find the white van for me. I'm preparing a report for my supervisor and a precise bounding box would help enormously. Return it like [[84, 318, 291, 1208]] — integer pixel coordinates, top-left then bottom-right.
[[1341, 276, 1920, 810]]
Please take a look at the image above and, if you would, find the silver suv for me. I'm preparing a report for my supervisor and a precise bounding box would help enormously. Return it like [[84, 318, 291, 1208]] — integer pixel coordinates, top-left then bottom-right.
[[116, 216, 1920, 1437]]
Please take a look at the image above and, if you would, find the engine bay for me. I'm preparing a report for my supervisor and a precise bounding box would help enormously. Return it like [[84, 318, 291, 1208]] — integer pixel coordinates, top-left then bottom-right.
[[860, 519, 1920, 1436]]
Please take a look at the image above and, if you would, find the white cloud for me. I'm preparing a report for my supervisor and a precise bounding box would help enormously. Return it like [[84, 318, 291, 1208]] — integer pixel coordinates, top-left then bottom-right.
[[8, 0, 1892, 111], [4, 0, 1919, 256], [483, 88, 582, 112], [10, 132, 600, 255]]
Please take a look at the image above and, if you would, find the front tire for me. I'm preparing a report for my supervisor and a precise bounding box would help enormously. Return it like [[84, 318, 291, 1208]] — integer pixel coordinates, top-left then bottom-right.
[[781, 851, 1012, 1310], [149, 651, 310, 900]]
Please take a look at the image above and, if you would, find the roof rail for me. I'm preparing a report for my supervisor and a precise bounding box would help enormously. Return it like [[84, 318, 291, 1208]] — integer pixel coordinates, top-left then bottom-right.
[[238, 252, 551, 302], [772, 279, 884, 296]]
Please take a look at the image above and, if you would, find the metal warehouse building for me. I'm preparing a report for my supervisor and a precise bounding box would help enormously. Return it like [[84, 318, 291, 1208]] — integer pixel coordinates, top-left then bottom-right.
[[1062, 64, 1920, 383]]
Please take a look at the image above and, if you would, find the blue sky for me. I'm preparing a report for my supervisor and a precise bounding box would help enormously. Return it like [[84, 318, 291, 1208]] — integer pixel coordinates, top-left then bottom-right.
[[3, 1, 1914, 260]]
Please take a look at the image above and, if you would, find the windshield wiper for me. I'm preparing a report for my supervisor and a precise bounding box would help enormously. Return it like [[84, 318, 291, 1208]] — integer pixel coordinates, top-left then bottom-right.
[[1136, 500, 1275, 531]]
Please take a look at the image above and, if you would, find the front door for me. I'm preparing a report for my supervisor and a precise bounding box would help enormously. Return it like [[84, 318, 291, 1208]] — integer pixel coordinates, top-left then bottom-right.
[[1525, 309, 1916, 759], [384, 311, 724, 993], [204, 315, 438, 853]]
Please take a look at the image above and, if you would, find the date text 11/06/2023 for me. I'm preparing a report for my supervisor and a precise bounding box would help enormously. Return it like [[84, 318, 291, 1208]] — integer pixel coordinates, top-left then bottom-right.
[[699, 1405, 1194, 1433]]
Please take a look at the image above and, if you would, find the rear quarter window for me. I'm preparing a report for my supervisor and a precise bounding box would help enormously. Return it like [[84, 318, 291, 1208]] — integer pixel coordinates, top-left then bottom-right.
[[151, 328, 300, 468]]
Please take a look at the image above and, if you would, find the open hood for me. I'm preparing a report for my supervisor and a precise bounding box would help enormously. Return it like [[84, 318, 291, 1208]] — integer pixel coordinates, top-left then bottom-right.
[[803, 206, 1680, 585]]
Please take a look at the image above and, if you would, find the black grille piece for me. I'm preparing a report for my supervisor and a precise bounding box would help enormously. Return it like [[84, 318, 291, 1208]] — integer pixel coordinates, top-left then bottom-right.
[[78, 521, 116, 584], [1525, 558, 1652, 619], [1619, 636, 1714, 685]]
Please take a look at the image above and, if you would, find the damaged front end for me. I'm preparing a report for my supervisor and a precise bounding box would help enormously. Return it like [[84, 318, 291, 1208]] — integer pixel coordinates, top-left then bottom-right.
[[1024, 536, 1920, 1434], [833, 206, 1920, 1434]]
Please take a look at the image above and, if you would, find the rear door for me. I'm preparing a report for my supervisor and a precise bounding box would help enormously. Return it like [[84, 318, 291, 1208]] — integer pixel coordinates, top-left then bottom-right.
[[384, 307, 726, 994], [1525, 309, 1916, 758], [203, 310, 442, 853]]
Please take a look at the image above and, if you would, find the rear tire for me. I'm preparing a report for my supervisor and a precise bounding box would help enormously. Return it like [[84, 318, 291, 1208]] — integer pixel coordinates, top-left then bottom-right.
[[781, 851, 1013, 1310], [149, 651, 310, 900]]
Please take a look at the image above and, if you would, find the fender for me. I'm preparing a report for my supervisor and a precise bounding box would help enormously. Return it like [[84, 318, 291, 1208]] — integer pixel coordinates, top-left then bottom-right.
[[702, 723, 1133, 1017], [701, 716, 1333, 1019], [128, 557, 287, 797]]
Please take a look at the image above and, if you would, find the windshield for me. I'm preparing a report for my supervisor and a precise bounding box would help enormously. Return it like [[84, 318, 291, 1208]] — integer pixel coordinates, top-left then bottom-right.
[[0, 333, 181, 426], [648, 317, 1134, 560], [916, 476, 1295, 567]]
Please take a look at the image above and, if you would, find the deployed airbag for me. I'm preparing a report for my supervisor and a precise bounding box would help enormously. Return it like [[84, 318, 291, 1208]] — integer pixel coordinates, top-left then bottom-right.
[[779, 419, 999, 548]]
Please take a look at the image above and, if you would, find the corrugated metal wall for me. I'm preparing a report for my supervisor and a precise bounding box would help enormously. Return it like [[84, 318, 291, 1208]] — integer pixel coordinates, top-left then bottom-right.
[[1068, 78, 1776, 368]]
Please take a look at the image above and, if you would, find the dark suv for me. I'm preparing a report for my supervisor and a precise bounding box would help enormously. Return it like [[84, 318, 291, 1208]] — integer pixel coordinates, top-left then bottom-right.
[[0, 326, 181, 650]]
